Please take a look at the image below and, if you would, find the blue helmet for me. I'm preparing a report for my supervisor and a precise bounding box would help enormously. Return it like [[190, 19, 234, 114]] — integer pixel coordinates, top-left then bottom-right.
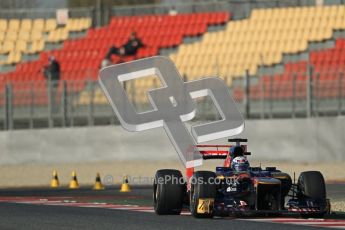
[[232, 156, 250, 173]]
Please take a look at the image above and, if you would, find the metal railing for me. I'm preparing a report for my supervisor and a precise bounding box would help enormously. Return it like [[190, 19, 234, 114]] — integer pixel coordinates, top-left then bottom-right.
[[233, 68, 345, 119], [0, 78, 221, 130], [1, 67, 345, 130]]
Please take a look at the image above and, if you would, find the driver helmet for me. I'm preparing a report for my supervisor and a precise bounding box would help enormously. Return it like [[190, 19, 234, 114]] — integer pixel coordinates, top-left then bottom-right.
[[229, 146, 244, 158], [232, 156, 250, 173]]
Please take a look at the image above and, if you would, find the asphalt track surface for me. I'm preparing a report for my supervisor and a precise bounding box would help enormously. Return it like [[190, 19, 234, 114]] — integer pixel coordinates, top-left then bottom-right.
[[0, 184, 344, 230]]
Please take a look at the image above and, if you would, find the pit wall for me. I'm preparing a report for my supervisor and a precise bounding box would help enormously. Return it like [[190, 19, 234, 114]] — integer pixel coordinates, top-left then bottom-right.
[[0, 117, 344, 166]]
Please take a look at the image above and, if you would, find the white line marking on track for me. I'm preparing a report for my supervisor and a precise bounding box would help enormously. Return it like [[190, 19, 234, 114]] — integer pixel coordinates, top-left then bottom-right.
[[0, 198, 344, 229], [241, 218, 345, 229]]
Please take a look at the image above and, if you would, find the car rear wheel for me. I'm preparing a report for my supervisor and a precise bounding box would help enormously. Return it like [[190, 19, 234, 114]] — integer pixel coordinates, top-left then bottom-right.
[[153, 169, 185, 215], [190, 171, 217, 218]]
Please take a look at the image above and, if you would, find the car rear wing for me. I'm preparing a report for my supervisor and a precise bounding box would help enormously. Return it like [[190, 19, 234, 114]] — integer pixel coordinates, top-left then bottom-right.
[[196, 145, 250, 160], [197, 145, 230, 159]]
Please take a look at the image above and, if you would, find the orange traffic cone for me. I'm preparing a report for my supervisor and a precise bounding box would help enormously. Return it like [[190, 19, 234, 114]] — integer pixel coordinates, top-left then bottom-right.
[[120, 175, 131, 192], [93, 172, 105, 190], [69, 171, 79, 189], [50, 170, 59, 188]]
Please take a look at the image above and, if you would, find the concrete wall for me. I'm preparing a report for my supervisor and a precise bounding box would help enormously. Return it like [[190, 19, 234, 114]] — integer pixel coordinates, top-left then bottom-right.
[[0, 117, 345, 165]]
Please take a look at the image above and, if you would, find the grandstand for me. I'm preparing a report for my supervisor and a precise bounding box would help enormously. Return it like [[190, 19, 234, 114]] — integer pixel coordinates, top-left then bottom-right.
[[170, 5, 345, 79], [1, 1, 345, 129], [0, 12, 228, 103], [0, 12, 228, 77]]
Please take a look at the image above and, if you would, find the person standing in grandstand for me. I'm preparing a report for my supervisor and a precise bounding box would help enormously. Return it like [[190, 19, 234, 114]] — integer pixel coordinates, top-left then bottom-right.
[[43, 56, 60, 112], [43, 56, 60, 82], [169, 6, 178, 16], [104, 31, 143, 62]]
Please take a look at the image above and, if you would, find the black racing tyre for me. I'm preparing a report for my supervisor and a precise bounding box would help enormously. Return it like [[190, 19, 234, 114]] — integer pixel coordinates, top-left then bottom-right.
[[190, 171, 217, 218], [153, 169, 185, 215], [298, 171, 326, 199], [298, 171, 326, 218]]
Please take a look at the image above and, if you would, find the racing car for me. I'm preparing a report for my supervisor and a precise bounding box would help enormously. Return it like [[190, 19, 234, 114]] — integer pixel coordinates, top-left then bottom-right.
[[153, 138, 330, 218]]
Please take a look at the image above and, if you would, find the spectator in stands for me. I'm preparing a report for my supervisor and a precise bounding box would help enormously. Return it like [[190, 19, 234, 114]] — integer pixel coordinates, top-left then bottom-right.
[[169, 6, 178, 16], [43, 56, 60, 82], [43, 56, 60, 112], [105, 31, 144, 62]]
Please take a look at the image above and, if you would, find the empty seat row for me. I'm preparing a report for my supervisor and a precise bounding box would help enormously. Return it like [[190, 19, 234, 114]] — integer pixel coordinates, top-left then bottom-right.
[[0, 18, 56, 32], [109, 12, 228, 28], [0, 40, 44, 54], [0, 17, 91, 32]]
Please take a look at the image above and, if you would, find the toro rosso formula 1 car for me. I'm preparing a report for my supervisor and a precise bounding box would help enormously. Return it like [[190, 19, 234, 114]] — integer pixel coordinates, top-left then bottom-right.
[[153, 138, 330, 218]]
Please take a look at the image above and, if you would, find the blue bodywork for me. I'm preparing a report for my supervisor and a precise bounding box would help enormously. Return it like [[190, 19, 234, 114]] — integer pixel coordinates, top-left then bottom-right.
[[216, 166, 281, 178], [213, 165, 327, 215]]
